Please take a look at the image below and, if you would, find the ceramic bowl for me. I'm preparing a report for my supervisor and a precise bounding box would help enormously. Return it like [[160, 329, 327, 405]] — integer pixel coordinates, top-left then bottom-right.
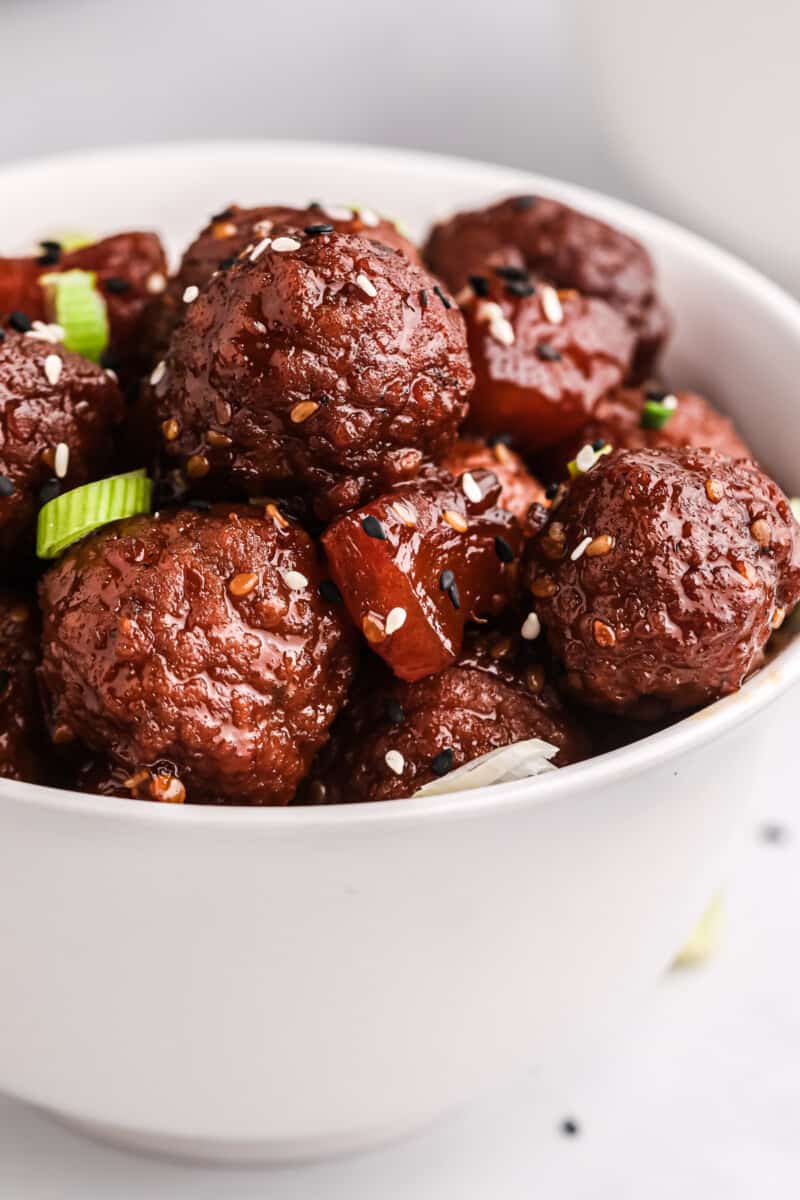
[[1, 142, 798, 1163]]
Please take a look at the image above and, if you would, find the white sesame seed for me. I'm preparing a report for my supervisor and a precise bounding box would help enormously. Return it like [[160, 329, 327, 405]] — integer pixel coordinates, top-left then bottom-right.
[[25, 321, 64, 345], [571, 535, 593, 561], [271, 236, 302, 253], [662, 393, 679, 410], [355, 272, 378, 298], [575, 444, 597, 473], [282, 570, 308, 591], [182, 285, 199, 303], [250, 237, 272, 262], [454, 286, 473, 307], [252, 219, 274, 236], [54, 442, 70, 479], [385, 749, 405, 775], [490, 317, 516, 346], [322, 204, 353, 222], [149, 360, 166, 387], [146, 272, 167, 295], [44, 354, 62, 386], [385, 606, 407, 635], [476, 300, 504, 324], [251, 320, 267, 334], [105, 368, 118, 383], [541, 284, 564, 325], [521, 612, 541, 640], [358, 207, 380, 227], [462, 471, 483, 503]]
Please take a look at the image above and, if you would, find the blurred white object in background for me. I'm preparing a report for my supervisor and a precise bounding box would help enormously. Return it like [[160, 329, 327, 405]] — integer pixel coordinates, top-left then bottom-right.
[[575, 0, 800, 293]]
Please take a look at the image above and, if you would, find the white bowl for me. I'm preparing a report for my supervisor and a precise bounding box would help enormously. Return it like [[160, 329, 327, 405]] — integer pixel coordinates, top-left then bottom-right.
[[1, 141, 799, 1164]]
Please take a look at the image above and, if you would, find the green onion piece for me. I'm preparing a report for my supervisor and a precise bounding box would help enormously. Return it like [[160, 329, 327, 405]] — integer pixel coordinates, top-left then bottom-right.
[[37, 470, 152, 559], [40, 269, 109, 362], [641, 392, 678, 430], [567, 442, 612, 479]]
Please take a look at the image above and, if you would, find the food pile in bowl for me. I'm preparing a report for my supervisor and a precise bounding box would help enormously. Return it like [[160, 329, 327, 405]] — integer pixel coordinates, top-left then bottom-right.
[[2, 196, 799, 806]]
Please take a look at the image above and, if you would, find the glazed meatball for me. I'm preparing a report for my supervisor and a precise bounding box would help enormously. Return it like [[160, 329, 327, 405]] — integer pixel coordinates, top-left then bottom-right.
[[322, 470, 522, 681], [424, 194, 669, 379], [307, 632, 590, 804], [0, 591, 46, 783], [460, 277, 634, 452], [440, 436, 546, 522], [151, 227, 474, 519], [0, 232, 168, 375], [542, 387, 753, 480], [523, 448, 800, 717], [39, 505, 356, 805], [0, 328, 124, 558]]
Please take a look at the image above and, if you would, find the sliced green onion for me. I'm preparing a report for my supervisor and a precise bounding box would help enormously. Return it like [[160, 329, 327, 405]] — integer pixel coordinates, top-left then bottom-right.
[[40, 269, 109, 363], [567, 442, 613, 479], [673, 893, 723, 967], [641, 392, 679, 430], [37, 470, 152, 559]]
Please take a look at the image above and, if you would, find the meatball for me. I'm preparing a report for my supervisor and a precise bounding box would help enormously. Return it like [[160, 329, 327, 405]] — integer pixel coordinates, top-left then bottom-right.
[[306, 631, 590, 804], [523, 448, 800, 717], [0, 328, 124, 558], [460, 277, 634, 452], [0, 232, 168, 374], [440, 436, 546, 522], [0, 591, 46, 783], [424, 194, 669, 379], [151, 227, 474, 519], [39, 505, 356, 805], [322, 470, 522, 681], [542, 387, 753, 480]]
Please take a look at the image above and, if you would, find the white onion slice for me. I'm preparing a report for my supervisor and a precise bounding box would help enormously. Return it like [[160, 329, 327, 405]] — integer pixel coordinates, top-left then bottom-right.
[[412, 738, 559, 798]]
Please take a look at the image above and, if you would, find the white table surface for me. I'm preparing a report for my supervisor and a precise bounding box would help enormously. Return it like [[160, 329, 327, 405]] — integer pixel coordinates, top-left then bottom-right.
[[2, 774, 797, 1200]]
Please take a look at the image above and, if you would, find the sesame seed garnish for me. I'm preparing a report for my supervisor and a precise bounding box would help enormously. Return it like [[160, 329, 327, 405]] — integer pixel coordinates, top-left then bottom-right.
[[772, 607, 786, 629], [186, 453, 210, 479], [43, 354, 62, 386], [511, 195, 537, 210], [391, 499, 418, 527], [362, 612, 386, 643], [462, 471, 483, 503], [536, 342, 561, 362], [559, 1118, 580, 1138], [53, 442, 70, 479], [505, 279, 535, 298], [439, 568, 455, 592], [217, 256, 236, 271], [468, 274, 490, 298], [443, 509, 468, 533], [9, 311, 32, 333], [385, 698, 405, 725], [355, 272, 378, 298], [433, 284, 452, 309], [521, 611, 541, 640], [491, 316, 515, 346], [249, 237, 272, 261], [0, 475, 14, 497], [146, 272, 167, 295], [750, 518, 771, 546], [494, 535, 515, 563], [385, 749, 405, 776], [26, 321, 65, 345], [161, 417, 180, 441], [705, 478, 725, 503], [493, 441, 514, 466], [540, 284, 564, 324], [182, 285, 200, 303], [272, 236, 302, 253], [419, 289, 429, 308], [358, 207, 380, 227], [319, 579, 342, 604], [39, 477, 60, 505], [576, 444, 599, 473], [290, 400, 320, 424], [103, 276, 130, 294], [305, 223, 334, 236], [476, 300, 504, 325], [494, 265, 530, 282], [385, 606, 407, 635], [105, 368, 118, 383], [571, 535, 593, 561], [229, 572, 259, 597], [362, 514, 387, 540], [430, 748, 454, 777], [593, 619, 616, 647], [266, 502, 289, 529], [322, 204, 353, 222], [586, 534, 615, 557], [252, 219, 274, 237], [150, 360, 167, 387], [545, 482, 560, 500], [282, 570, 308, 591]]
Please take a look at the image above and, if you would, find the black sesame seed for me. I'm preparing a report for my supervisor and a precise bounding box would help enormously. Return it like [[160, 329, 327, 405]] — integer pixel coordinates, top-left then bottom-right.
[[430, 748, 454, 777], [305, 223, 334, 236], [468, 274, 490, 298], [0, 474, 14, 497], [362, 515, 387, 540], [211, 207, 234, 222], [217, 256, 236, 271], [760, 822, 789, 844], [9, 311, 32, 333], [318, 392, 332, 406], [505, 279, 535, 298], [439, 568, 455, 591], [494, 535, 515, 563], [0, 669, 10, 696], [447, 581, 461, 609], [536, 342, 562, 362], [591, 439, 607, 452], [488, 433, 514, 447], [39, 478, 60, 505], [100, 350, 121, 370], [104, 276, 131, 294], [419, 288, 429, 308], [433, 284, 452, 310], [40, 239, 62, 253], [511, 195, 537, 211], [319, 579, 343, 604], [494, 265, 530, 282], [559, 1118, 580, 1137], [187, 498, 212, 512], [0, 329, 5, 343], [645, 387, 668, 403], [37, 246, 61, 266], [385, 698, 405, 726], [545, 482, 560, 500]]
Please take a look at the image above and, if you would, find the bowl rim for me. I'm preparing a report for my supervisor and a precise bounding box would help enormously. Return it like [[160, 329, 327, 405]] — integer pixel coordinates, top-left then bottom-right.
[[2, 137, 800, 829]]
